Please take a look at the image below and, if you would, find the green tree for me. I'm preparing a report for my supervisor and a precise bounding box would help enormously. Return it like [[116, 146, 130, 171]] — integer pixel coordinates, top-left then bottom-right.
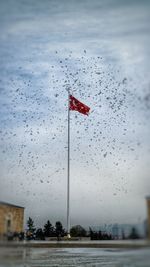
[[70, 225, 86, 237], [36, 228, 45, 240], [44, 220, 54, 237], [122, 229, 125, 240], [26, 217, 36, 240], [27, 217, 36, 233], [55, 221, 64, 240], [129, 227, 140, 239]]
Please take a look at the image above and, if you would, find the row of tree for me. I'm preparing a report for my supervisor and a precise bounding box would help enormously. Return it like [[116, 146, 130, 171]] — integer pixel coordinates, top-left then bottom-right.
[[26, 218, 87, 240], [89, 228, 112, 240], [26, 217, 65, 240], [26, 218, 140, 240], [89, 227, 140, 240], [6, 217, 87, 241], [6, 217, 140, 241]]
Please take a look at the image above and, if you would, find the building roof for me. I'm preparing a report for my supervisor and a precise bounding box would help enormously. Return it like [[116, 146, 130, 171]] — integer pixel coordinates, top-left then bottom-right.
[[0, 201, 24, 209]]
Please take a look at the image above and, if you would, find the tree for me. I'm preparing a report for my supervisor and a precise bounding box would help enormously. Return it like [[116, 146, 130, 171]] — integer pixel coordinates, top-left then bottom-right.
[[27, 217, 36, 232], [55, 221, 64, 240], [122, 229, 125, 240], [44, 220, 54, 237], [70, 225, 87, 237], [89, 227, 112, 240], [26, 217, 36, 240], [129, 227, 140, 239], [89, 227, 94, 240], [36, 228, 45, 240]]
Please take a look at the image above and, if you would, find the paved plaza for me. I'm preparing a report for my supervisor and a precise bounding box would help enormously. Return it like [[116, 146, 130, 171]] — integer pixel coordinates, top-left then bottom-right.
[[0, 244, 150, 267]]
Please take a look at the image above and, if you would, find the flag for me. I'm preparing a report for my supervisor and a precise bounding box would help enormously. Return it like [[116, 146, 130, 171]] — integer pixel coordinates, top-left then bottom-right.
[[69, 95, 90, 115]]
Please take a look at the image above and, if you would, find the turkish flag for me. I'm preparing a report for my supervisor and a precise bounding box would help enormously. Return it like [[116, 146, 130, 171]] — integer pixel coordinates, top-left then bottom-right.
[[69, 95, 90, 115]]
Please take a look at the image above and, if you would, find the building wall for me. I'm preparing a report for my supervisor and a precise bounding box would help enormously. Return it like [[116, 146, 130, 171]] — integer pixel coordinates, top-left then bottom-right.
[[146, 197, 150, 239], [0, 204, 24, 235]]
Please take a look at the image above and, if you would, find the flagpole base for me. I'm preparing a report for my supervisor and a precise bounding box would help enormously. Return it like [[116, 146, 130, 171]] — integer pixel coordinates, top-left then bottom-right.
[[67, 233, 71, 239]]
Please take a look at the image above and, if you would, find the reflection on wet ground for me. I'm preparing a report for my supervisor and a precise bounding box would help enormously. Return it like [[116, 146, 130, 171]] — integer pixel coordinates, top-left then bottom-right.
[[0, 247, 150, 267]]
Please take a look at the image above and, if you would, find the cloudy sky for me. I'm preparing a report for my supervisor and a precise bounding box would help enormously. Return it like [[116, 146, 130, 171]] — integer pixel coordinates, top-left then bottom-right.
[[0, 0, 150, 229]]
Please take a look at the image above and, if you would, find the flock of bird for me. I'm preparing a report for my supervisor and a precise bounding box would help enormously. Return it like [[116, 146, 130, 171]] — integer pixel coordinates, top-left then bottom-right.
[[0, 50, 150, 201]]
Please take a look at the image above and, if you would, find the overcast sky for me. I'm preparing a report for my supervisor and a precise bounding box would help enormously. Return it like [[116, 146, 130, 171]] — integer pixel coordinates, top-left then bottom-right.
[[0, 0, 150, 229]]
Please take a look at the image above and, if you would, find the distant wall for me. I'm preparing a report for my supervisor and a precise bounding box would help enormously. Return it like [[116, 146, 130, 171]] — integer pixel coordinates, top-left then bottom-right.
[[146, 198, 150, 239], [0, 203, 24, 236]]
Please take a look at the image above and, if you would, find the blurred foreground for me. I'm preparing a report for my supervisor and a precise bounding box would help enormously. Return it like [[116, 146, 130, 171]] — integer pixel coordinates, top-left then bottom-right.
[[0, 246, 150, 267]]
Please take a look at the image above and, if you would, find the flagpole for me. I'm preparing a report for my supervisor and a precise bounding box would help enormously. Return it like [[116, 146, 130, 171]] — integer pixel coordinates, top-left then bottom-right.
[[67, 88, 71, 238]]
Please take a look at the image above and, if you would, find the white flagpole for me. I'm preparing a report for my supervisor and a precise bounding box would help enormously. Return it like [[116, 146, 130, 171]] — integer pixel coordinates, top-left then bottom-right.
[[67, 88, 71, 238]]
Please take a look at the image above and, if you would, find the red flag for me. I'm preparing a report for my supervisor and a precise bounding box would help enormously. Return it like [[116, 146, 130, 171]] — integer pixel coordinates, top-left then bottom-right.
[[69, 95, 90, 115]]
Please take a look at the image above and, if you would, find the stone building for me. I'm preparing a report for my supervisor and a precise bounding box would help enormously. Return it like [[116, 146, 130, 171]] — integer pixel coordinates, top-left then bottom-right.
[[146, 196, 150, 239], [0, 201, 24, 237]]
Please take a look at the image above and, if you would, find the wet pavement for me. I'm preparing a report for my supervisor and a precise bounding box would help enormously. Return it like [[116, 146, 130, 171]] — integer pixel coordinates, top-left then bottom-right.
[[0, 246, 150, 267]]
